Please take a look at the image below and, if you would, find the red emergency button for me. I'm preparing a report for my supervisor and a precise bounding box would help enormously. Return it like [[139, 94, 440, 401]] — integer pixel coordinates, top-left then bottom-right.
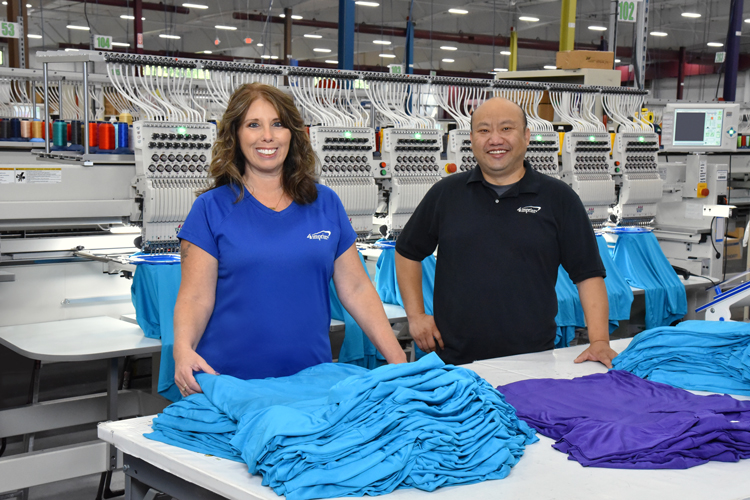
[[614, 161, 620, 166], [701, 188, 709, 197], [445, 163, 457, 174], [379, 162, 386, 168]]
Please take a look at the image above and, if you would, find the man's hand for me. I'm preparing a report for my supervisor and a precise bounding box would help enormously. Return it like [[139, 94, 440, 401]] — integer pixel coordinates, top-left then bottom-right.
[[408, 313, 444, 354], [574, 340, 618, 368]]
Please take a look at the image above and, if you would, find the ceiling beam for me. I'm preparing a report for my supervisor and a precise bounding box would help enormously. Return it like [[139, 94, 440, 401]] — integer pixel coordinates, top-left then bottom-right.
[[63, 0, 190, 15]]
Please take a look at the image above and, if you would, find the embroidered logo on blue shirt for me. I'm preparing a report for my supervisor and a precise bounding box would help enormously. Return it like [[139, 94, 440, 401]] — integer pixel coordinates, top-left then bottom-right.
[[517, 206, 541, 214], [307, 230, 331, 240]]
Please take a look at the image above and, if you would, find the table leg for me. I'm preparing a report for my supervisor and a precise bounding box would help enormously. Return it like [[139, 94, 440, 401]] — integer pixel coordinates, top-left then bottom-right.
[[96, 357, 124, 500]]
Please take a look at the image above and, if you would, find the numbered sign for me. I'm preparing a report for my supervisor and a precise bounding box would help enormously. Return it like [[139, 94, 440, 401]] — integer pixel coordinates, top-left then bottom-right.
[[94, 35, 112, 50], [1, 21, 20, 39], [618, 1, 638, 23]]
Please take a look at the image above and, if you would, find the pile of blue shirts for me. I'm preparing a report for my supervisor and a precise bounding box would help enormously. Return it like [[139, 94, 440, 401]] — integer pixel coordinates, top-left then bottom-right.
[[612, 320, 750, 396], [611, 231, 687, 328], [146, 353, 538, 499], [498, 370, 750, 469]]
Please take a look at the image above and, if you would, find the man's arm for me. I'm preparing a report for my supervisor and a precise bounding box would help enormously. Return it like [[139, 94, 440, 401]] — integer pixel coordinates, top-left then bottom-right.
[[573, 276, 617, 368], [395, 251, 444, 353]]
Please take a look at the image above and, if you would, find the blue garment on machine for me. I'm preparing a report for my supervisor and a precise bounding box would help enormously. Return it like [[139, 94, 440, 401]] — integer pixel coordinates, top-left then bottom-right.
[[130, 262, 182, 402], [146, 353, 538, 500], [553, 236, 634, 348], [610, 231, 687, 329], [374, 247, 436, 359], [612, 320, 750, 396], [329, 252, 383, 369]]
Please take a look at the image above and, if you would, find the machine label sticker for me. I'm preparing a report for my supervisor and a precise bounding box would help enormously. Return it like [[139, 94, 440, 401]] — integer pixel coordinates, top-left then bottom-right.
[[307, 230, 331, 240], [699, 161, 707, 183], [0, 167, 13, 184], [685, 202, 704, 220], [717, 170, 728, 181], [18, 168, 62, 184]]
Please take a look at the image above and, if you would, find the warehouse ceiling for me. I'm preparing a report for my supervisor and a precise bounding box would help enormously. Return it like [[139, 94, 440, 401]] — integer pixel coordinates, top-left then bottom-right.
[[15, 0, 750, 75]]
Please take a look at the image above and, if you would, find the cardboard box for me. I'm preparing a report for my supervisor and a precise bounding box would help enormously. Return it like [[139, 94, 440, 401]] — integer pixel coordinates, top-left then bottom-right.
[[538, 103, 554, 122], [555, 50, 615, 70], [726, 238, 742, 260]]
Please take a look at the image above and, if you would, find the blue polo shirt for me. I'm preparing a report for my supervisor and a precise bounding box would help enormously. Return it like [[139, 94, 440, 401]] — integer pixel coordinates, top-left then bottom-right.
[[178, 183, 357, 380]]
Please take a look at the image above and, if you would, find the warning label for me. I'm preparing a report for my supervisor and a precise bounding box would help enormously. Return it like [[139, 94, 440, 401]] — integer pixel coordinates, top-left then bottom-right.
[[0, 167, 13, 184], [14, 168, 62, 184]]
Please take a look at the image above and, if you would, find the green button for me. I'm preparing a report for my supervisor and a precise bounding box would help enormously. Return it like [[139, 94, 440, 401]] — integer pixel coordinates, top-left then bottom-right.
[[380, 169, 387, 175], [615, 167, 620, 173]]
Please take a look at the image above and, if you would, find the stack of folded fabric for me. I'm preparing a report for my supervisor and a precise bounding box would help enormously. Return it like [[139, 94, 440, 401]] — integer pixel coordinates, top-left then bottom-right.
[[147, 353, 538, 499], [611, 320, 750, 396], [498, 370, 750, 469]]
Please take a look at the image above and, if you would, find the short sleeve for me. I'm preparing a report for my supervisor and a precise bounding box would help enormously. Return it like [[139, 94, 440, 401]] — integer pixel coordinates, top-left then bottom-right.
[[395, 183, 441, 261], [558, 188, 606, 283], [177, 196, 220, 259], [328, 188, 358, 259]]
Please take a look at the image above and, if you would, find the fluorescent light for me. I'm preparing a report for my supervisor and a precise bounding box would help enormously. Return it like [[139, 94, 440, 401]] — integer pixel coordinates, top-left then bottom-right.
[[257, 43, 264, 47], [442, 59, 454, 63], [707, 42, 724, 47], [543, 65, 557, 69], [291, 15, 302, 19], [746, 19, 750, 23], [215, 25, 237, 30], [260, 55, 272, 59], [325, 60, 338, 64], [112, 42, 131, 47], [615, 59, 621, 63], [650, 31, 668, 37], [440, 46, 457, 51], [182, 3, 208, 8], [27, 34, 42, 39], [304, 34, 322, 38], [313, 48, 331, 52], [588, 25, 607, 31], [67, 25, 90, 30], [160, 34, 181, 39], [64, 48, 79, 52], [494, 68, 508, 72], [501, 50, 511, 55], [355, 1, 379, 6], [196, 50, 212, 53], [448, 8, 468, 14], [373, 40, 391, 45], [121, 15, 134, 19], [271, 55, 278, 59], [25, 3, 31, 7], [379, 54, 396, 58], [518, 16, 539, 22], [1, 2, 6, 5], [681, 12, 701, 18]]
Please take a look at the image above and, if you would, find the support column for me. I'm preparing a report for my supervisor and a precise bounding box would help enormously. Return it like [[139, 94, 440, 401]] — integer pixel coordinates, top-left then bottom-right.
[[284, 7, 292, 65], [405, 18, 414, 74], [608, 0, 618, 69], [633, 0, 649, 89], [338, 0, 355, 70], [677, 46, 686, 100], [509, 27, 518, 71], [134, 0, 144, 53], [559, 0, 577, 52], [8, 0, 29, 68], [723, 0, 744, 102]]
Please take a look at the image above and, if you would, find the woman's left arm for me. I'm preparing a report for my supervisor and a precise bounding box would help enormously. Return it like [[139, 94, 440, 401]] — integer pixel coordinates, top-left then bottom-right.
[[333, 244, 408, 364]]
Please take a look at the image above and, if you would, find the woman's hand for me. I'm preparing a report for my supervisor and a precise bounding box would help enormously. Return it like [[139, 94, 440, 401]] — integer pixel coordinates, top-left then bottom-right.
[[174, 345, 218, 397]]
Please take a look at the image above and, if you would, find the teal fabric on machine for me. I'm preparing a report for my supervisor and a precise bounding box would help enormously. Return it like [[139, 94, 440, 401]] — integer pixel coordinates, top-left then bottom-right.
[[145, 353, 539, 500], [329, 252, 383, 369], [597, 235, 635, 332], [612, 320, 750, 396], [130, 263, 183, 402], [611, 231, 687, 329], [374, 247, 436, 359]]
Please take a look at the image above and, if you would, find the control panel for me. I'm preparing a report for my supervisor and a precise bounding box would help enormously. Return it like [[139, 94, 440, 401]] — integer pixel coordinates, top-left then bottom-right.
[[131, 121, 217, 253], [379, 128, 443, 179], [444, 129, 473, 176], [612, 132, 659, 176], [527, 131, 561, 178]]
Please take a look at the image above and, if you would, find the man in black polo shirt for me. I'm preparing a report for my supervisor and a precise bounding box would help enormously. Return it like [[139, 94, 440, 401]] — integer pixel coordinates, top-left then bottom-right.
[[395, 97, 616, 367]]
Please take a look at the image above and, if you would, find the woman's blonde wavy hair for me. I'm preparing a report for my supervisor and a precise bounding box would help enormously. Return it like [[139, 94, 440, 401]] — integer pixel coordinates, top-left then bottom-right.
[[200, 83, 318, 204]]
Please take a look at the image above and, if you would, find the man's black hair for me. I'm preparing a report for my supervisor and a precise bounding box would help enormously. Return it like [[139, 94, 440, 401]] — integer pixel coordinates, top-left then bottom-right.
[[470, 98, 528, 131]]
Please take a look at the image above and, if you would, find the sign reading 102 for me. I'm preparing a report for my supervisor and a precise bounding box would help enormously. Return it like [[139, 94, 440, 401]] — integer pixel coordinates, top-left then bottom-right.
[[618, 1, 639, 23], [1, 22, 20, 39], [95, 35, 113, 50]]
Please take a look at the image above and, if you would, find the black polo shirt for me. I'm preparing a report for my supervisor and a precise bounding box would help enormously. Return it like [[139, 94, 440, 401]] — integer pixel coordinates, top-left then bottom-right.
[[396, 161, 606, 365]]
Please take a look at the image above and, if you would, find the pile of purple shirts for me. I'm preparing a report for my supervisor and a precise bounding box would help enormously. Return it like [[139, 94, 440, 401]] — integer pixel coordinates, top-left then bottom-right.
[[498, 370, 750, 469]]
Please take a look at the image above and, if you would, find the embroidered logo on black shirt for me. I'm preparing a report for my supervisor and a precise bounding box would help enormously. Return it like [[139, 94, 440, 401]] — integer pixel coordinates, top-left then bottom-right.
[[517, 206, 541, 214]]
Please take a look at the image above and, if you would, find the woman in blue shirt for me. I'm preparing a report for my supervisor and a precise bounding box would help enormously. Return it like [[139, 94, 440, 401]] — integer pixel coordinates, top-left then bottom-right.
[[174, 83, 406, 396]]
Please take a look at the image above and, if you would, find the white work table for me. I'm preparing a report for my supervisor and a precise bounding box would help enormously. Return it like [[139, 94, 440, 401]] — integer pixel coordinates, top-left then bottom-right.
[[98, 338, 750, 500], [0, 317, 164, 494]]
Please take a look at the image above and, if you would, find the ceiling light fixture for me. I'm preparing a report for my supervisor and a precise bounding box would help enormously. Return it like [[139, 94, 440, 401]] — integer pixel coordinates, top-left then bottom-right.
[[182, 3, 208, 9], [518, 16, 539, 22], [64, 48, 79, 52], [112, 42, 131, 47], [448, 8, 468, 14], [543, 65, 557, 69], [27, 34, 42, 39], [215, 25, 237, 30], [304, 34, 322, 38], [66, 25, 90, 30], [260, 55, 272, 59], [379, 53, 396, 58], [271, 55, 279, 59], [160, 34, 181, 39], [650, 31, 668, 37], [588, 26, 607, 31], [355, 1, 379, 6], [615, 59, 621, 63], [279, 14, 303, 19], [198, 49, 212, 53], [313, 48, 331, 52], [501, 50, 511, 55], [325, 60, 338, 64], [257, 43, 264, 47], [494, 68, 508, 72], [25, 3, 31, 7], [681, 12, 701, 18], [440, 46, 457, 51], [707, 42, 724, 47], [121, 15, 134, 19], [442, 58, 454, 63], [373, 40, 391, 45]]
